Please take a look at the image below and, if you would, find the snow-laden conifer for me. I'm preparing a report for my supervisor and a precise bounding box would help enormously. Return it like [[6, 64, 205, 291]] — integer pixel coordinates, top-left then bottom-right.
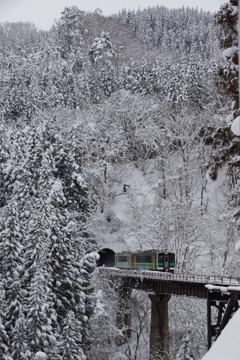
[[0, 282, 12, 360], [56, 311, 86, 360], [0, 203, 26, 358]]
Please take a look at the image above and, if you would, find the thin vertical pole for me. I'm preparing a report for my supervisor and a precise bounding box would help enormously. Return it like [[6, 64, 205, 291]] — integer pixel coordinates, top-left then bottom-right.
[[207, 291, 212, 350]]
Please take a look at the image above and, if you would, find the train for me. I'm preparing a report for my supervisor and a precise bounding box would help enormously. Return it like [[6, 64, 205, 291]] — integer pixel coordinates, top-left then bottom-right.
[[114, 250, 176, 272]]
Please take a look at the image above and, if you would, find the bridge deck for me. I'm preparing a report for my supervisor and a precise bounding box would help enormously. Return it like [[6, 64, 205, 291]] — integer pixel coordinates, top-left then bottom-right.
[[98, 268, 240, 298]]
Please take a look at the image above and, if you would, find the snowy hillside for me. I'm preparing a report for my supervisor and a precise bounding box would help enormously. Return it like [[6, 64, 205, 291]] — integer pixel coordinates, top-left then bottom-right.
[[0, 1, 240, 359], [91, 152, 239, 274], [93, 160, 163, 252]]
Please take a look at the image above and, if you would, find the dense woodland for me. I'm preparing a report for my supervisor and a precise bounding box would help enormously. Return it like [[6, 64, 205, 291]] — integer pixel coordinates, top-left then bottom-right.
[[0, 1, 240, 359]]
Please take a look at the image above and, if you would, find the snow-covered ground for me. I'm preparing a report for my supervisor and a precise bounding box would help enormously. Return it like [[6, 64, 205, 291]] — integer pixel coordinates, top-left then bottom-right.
[[202, 309, 240, 360], [95, 160, 162, 252]]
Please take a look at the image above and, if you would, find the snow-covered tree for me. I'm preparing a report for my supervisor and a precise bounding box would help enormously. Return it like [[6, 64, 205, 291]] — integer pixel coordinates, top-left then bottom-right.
[[89, 31, 115, 69], [215, 0, 238, 109], [56, 311, 86, 360], [54, 6, 86, 59], [176, 334, 194, 360], [0, 281, 12, 360], [24, 264, 56, 356], [0, 203, 27, 358]]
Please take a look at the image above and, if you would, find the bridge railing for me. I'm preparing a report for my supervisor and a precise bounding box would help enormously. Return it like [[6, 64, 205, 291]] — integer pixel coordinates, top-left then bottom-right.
[[98, 267, 240, 286]]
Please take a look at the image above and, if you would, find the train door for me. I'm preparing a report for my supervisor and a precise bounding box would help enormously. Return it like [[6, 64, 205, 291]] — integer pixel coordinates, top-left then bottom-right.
[[169, 253, 175, 272], [164, 254, 169, 272], [157, 253, 164, 271]]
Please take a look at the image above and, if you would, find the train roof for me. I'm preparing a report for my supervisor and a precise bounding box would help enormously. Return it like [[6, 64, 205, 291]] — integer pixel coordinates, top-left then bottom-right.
[[115, 250, 175, 255]]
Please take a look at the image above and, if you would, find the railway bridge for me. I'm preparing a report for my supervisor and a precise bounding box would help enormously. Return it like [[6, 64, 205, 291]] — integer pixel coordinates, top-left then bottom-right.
[[98, 267, 240, 360]]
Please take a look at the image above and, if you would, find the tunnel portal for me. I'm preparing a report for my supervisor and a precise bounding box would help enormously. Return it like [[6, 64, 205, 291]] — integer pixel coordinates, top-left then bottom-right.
[[98, 248, 115, 267]]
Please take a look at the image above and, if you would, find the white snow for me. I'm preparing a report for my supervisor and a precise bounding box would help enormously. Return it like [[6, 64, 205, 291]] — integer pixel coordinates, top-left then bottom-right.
[[35, 351, 47, 360], [235, 240, 240, 252], [231, 116, 240, 136], [202, 309, 240, 360], [227, 286, 240, 291], [94, 161, 161, 252], [222, 46, 238, 61], [75, 173, 87, 187], [225, 112, 234, 125], [205, 284, 229, 293]]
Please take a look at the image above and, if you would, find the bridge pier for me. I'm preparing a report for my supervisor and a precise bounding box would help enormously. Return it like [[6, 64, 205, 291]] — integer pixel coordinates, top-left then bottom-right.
[[149, 294, 171, 360]]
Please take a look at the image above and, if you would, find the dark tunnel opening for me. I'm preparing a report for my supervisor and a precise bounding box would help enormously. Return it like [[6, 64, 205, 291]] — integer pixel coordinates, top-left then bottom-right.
[[97, 248, 115, 267]]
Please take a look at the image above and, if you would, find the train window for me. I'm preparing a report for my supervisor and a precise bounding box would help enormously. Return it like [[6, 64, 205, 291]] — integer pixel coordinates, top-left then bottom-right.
[[169, 253, 175, 263], [118, 256, 128, 262], [136, 255, 151, 263], [158, 254, 164, 263]]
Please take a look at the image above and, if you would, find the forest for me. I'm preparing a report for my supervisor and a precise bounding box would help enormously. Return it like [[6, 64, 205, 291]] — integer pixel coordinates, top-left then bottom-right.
[[0, 1, 240, 359]]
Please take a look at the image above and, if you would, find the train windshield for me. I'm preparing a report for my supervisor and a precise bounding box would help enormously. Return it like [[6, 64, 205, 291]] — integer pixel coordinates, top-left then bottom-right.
[[169, 253, 175, 264], [158, 253, 164, 265]]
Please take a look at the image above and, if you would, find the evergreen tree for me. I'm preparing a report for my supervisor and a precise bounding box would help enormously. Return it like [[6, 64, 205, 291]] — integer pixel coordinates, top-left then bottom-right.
[[0, 203, 26, 358], [54, 6, 86, 59], [89, 32, 115, 69], [0, 281, 12, 360], [10, 309, 28, 360], [24, 264, 56, 356], [20, 138, 57, 355], [215, 0, 239, 109], [56, 311, 86, 360]]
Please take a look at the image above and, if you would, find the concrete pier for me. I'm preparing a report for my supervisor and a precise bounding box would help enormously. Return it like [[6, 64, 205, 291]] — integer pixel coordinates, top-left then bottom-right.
[[149, 294, 171, 360]]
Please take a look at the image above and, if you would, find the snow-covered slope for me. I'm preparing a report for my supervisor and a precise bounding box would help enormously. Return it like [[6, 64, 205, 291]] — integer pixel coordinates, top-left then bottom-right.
[[93, 160, 162, 253], [202, 309, 240, 360]]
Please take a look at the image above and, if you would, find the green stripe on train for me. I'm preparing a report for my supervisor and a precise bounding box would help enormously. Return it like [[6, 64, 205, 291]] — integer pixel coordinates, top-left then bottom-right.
[[135, 264, 153, 269], [158, 262, 175, 267]]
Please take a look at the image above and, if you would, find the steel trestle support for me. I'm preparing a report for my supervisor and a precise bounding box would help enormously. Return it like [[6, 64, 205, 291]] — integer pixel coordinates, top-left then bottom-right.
[[207, 289, 240, 349]]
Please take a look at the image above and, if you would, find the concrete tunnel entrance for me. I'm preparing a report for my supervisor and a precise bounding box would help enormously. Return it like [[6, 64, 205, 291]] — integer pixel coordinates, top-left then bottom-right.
[[98, 248, 115, 267]]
